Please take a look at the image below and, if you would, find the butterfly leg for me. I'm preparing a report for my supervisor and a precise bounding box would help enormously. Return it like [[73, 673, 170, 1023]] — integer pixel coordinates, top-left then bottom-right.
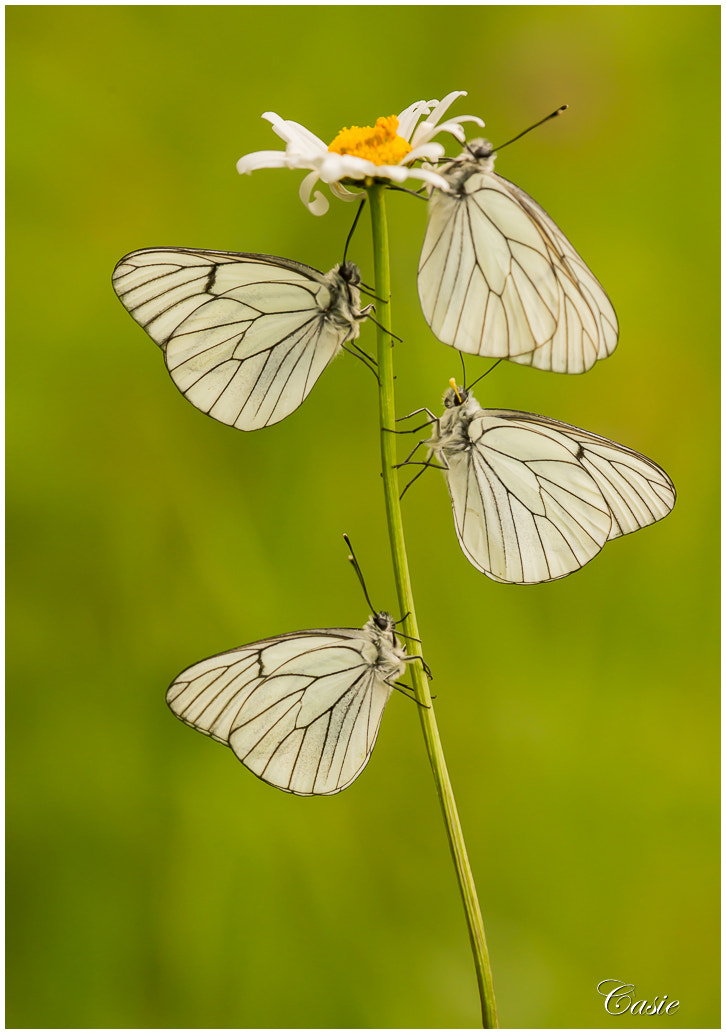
[[358, 282, 388, 303], [395, 438, 429, 467], [396, 406, 438, 424], [398, 461, 442, 500], [392, 615, 425, 650], [389, 680, 432, 708], [386, 184, 429, 200], [365, 312, 403, 344], [398, 447, 449, 499], [398, 651, 434, 681], [342, 343, 380, 383], [385, 407, 438, 438], [383, 423, 434, 437], [351, 342, 378, 365]]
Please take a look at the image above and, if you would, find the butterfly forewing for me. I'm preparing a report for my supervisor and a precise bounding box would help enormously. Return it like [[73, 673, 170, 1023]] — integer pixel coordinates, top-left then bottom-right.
[[485, 411, 677, 540], [166, 621, 407, 795], [418, 148, 618, 373], [113, 248, 362, 430]]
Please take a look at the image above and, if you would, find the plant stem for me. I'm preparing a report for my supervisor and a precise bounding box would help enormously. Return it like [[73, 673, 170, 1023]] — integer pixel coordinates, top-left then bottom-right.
[[366, 182, 499, 1029]]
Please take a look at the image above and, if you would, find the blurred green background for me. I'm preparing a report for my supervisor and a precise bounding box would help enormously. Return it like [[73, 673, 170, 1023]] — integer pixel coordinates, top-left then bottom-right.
[[7, 6, 719, 1029]]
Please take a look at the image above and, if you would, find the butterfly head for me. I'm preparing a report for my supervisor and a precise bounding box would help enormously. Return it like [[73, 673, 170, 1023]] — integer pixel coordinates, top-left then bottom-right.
[[465, 138, 495, 162], [444, 380, 469, 408], [366, 610, 399, 648], [372, 610, 395, 633], [338, 261, 362, 287], [435, 381, 484, 446], [440, 140, 496, 192], [363, 610, 397, 647], [366, 611, 408, 673]]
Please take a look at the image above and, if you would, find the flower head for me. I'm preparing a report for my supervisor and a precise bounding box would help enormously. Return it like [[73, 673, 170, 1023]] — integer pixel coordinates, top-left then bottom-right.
[[236, 91, 484, 215]]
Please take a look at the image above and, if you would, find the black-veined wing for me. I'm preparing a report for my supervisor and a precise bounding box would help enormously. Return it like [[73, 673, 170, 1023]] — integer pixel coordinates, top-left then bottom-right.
[[418, 142, 618, 374], [486, 410, 677, 540], [166, 613, 408, 795], [427, 387, 674, 584], [112, 248, 367, 429]]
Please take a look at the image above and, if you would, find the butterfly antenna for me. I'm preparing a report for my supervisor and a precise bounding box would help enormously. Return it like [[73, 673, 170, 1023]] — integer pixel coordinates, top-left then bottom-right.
[[343, 533, 378, 614], [493, 104, 568, 152], [459, 351, 467, 390], [343, 198, 367, 264], [467, 358, 503, 392]]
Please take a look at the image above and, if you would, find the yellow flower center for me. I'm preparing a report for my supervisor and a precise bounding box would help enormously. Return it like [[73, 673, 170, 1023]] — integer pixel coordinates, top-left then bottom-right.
[[328, 115, 412, 166]]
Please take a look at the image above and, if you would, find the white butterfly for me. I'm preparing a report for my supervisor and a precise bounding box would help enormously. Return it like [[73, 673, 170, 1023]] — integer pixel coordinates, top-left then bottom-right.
[[418, 140, 619, 374], [406, 383, 675, 585], [112, 248, 371, 430], [166, 612, 410, 795]]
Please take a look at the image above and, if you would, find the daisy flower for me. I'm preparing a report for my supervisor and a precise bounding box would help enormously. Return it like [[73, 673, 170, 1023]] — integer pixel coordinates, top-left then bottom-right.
[[236, 91, 484, 215]]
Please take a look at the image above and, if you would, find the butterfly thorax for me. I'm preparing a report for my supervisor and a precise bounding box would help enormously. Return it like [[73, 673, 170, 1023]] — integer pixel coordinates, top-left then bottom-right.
[[323, 262, 364, 338], [440, 140, 496, 194], [363, 612, 408, 678], [430, 389, 485, 454]]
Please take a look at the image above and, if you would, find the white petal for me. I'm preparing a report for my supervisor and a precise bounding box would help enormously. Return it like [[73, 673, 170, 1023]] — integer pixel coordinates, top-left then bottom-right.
[[319, 153, 377, 182], [401, 167, 450, 190], [299, 170, 329, 215], [262, 112, 328, 158], [236, 149, 290, 174], [423, 91, 468, 130], [396, 99, 434, 141], [442, 114, 486, 134], [403, 142, 445, 164], [368, 164, 409, 183], [411, 113, 485, 148], [329, 180, 364, 203]]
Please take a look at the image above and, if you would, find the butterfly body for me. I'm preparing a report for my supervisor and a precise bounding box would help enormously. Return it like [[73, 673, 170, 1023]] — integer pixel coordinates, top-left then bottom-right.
[[418, 141, 618, 373], [167, 612, 408, 795], [112, 248, 369, 430], [426, 386, 675, 585]]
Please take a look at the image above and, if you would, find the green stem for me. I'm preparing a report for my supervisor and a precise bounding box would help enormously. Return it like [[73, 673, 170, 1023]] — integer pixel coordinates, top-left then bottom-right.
[[366, 183, 499, 1029]]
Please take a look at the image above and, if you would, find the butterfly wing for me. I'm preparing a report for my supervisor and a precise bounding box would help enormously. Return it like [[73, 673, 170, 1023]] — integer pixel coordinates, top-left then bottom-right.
[[438, 412, 613, 583], [437, 407, 674, 584], [112, 248, 356, 429], [486, 410, 677, 539], [418, 168, 618, 374], [166, 629, 395, 795]]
